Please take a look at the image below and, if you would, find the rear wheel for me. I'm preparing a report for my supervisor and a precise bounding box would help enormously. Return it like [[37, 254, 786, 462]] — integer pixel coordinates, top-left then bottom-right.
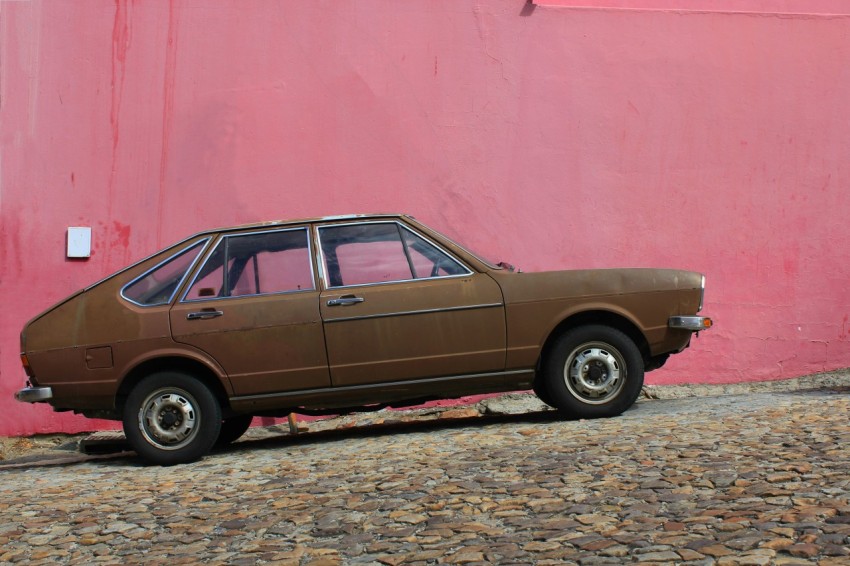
[[122, 372, 221, 466], [532, 379, 557, 408], [216, 415, 254, 447], [543, 325, 644, 418]]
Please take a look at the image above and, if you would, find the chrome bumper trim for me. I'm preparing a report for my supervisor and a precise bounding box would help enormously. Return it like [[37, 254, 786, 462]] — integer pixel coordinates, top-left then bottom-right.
[[669, 316, 713, 331], [15, 386, 53, 403]]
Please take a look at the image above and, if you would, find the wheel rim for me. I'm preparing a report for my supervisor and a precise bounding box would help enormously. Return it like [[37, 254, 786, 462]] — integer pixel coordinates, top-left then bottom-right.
[[138, 387, 200, 450], [563, 341, 627, 405]]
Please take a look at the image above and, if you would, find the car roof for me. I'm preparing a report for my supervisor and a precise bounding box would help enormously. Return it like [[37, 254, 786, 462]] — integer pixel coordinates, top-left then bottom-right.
[[81, 214, 413, 293], [202, 213, 410, 236]]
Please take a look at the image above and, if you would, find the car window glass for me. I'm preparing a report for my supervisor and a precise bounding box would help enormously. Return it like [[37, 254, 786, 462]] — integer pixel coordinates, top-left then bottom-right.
[[320, 223, 413, 287], [319, 223, 469, 287], [185, 243, 227, 300], [400, 226, 468, 278], [122, 240, 207, 306], [255, 248, 313, 293], [185, 228, 313, 300]]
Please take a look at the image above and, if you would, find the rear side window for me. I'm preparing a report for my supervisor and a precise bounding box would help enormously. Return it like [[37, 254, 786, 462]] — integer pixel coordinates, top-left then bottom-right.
[[184, 228, 314, 301], [122, 240, 207, 306]]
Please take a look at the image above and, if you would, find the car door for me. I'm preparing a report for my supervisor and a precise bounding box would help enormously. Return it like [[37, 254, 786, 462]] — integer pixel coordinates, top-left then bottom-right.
[[170, 226, 330, 396], [317, 220, 506, 387]]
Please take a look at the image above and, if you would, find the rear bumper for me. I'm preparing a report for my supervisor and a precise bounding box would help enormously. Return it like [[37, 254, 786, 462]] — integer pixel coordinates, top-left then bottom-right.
[[15, 386, 53, 403], [669, 316, 713, 331]]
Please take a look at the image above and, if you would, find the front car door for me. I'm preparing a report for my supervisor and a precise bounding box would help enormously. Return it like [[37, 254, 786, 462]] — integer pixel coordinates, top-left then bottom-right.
[[317, 219, 506, 386], [170, 226, 330, 396]]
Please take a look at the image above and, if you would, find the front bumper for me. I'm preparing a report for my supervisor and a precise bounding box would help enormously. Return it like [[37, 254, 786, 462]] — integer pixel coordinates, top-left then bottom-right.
[[669, 316, 713, 331], [15, 386, 53, 403]]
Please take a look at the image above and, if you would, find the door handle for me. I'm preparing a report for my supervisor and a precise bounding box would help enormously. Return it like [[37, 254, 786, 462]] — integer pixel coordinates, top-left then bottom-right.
[[186, 310, 224, 320], [327, 295, 365, 307]]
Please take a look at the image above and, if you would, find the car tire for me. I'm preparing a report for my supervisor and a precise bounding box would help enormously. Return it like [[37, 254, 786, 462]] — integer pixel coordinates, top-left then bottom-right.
[[532, 379, 557, 408], [543, 325, 644, 418], [215, 415, 254, 448], [122, 372, 222, 466]]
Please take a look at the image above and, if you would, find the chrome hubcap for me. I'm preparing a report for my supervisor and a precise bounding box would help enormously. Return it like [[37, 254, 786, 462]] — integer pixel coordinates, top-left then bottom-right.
[[564, 342, 626, 405], [138, 388, 199, 450]]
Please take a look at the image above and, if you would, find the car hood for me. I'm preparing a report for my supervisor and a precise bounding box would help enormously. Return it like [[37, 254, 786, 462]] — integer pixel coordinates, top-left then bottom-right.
[[492, 268, 703, 304]]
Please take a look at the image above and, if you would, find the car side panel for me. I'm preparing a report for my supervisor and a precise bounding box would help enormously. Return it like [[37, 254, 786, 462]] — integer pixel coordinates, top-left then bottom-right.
[[492, 269, 704, 369], [22, 277, 222, 410], [170, 292, 330, 396], [320, 274, 506, 386]]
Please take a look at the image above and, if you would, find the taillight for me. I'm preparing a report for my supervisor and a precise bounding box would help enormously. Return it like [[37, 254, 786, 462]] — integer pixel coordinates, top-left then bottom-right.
[[20, 353, 34, 378]]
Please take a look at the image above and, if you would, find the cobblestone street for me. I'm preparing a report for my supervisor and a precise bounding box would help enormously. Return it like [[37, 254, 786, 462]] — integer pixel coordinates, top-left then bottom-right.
[[1, 389, 849, 565]]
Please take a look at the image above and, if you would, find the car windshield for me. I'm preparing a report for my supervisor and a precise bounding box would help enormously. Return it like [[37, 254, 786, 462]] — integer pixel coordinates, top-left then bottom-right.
[[439, 233, 501, 270]]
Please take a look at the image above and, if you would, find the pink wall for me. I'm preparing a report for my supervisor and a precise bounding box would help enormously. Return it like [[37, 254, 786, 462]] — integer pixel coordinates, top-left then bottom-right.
[[537, 0, 850, 15], [1, 1, 849, 436]]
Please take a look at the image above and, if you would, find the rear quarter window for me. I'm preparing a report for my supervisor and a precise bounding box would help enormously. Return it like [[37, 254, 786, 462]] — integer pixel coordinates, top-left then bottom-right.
[[121, 240, 208, 306]]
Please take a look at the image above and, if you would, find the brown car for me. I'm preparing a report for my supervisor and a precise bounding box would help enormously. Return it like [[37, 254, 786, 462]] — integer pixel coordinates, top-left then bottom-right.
[[16, 214, 712, 465]]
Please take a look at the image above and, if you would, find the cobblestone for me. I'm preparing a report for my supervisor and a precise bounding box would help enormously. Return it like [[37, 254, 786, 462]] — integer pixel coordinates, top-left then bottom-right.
[[1, 388, 849, 564]]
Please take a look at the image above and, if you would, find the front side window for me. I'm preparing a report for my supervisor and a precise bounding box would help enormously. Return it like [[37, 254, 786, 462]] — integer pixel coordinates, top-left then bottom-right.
[[184, 228, 313, 301], [400, 226, 467, 279], [319, 222, 470, 288], [122, 240, 208, 306]]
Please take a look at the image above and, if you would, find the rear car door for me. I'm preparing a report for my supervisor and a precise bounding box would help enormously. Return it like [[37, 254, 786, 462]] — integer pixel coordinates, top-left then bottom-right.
[[170, 226, 330, 396], [317, 220, 506, 387]]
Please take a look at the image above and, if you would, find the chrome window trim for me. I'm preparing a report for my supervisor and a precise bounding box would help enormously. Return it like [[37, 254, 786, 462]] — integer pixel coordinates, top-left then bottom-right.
[[179, 226, 316, 303], [180, 236, 226, 303], [316, 220, 474, 290], [120, 238, 211, 308], [323, 302, 503, 323], [312, 224, 327, 290]]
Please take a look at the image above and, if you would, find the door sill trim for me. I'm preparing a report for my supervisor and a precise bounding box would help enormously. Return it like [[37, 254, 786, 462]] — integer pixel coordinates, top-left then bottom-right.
[[230, 369, 534, 403]]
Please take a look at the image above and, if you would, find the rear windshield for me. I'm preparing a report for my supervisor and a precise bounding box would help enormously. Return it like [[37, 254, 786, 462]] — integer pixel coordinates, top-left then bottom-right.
[[121, 240, 208, 306]]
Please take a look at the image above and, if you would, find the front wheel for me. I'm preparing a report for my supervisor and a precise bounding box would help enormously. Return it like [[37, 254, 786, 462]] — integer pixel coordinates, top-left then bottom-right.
[[122, 372, 222, 466], [543, 325, 644, 419]]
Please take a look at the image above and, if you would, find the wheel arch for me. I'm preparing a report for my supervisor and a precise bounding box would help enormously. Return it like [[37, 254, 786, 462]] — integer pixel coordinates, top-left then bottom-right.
[[536, 309, 651, 374], [115, 356, 231, 414]]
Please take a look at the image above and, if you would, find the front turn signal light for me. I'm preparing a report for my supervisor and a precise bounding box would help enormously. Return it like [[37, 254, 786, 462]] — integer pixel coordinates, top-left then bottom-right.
[[20, 353, 34, 377]]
